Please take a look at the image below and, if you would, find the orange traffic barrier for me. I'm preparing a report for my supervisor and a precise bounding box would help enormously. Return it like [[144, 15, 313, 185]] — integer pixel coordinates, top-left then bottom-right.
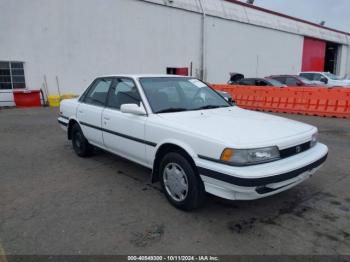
[[213, 85, 350, 119]]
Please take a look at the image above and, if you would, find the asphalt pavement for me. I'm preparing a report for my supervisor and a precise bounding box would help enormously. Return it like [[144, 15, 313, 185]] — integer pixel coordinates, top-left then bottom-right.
[[0, 107, 349, 255]]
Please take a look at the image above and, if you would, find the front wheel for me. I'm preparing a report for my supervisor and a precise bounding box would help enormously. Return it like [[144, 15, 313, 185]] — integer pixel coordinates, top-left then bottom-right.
[[71, 124, 93, 157], [159, 152, 206, 211]]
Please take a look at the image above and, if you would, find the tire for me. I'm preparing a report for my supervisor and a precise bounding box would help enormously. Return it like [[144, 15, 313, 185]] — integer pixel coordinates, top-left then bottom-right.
[[159, 152, 206, 211], [71, 124, 93, 157]]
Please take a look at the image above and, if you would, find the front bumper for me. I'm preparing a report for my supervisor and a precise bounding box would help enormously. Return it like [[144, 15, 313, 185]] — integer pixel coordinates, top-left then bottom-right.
[[58, 116, 69, 131], [197, 143, 328, 200]]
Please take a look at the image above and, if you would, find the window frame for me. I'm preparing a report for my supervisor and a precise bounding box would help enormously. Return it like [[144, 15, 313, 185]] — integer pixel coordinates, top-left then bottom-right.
[[0, 61, 26, 90]]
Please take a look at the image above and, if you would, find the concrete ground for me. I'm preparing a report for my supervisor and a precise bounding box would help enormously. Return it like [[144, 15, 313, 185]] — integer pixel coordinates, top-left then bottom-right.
[[0, 107, 349, 255]]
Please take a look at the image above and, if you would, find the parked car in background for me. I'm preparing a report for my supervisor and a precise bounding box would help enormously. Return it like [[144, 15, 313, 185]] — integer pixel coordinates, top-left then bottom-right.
[[236, 78, 286, 87], [228, 72, 245, 84], [268, 75, 322, 87], [58, 75, 328, 210], [299, 72, 350, 87]]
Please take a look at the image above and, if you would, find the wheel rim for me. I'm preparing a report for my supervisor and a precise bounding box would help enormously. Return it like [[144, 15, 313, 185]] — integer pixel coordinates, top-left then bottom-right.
[[74, 131, 83, 149], [163, 162, 189, 202]]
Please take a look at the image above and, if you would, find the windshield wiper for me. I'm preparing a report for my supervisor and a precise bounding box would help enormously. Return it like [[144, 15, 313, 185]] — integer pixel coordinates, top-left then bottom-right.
[[193, 105, 229, 110], [156, 108, 188, 114]]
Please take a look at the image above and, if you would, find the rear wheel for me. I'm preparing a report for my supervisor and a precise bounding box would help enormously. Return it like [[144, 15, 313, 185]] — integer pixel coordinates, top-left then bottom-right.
[[71, 124, 93, 157], [159, 152, 206, 211]]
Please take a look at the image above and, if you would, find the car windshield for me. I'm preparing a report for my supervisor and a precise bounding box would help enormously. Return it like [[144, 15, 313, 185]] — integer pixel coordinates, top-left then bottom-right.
[[324, 72, 342, 80], [139, 77, 230, 113]]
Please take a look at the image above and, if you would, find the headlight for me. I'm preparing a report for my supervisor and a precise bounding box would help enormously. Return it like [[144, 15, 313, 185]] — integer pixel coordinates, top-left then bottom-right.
[[310, 132, 318, 147], [220, 146, 280, 166]]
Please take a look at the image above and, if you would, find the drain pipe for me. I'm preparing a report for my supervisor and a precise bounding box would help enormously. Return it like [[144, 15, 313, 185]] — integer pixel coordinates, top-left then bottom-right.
[[198, 0, 207, 81]]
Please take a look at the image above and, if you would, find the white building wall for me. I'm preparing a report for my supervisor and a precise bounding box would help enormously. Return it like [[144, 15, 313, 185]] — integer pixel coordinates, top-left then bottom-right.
[[206, 17, 304, 83], [337, 45, 349, 77], [345, 36, 350, 77], [0, 0, 202, 96]]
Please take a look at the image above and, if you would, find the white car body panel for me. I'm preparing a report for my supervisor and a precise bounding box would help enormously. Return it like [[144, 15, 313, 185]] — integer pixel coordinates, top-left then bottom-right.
[[300, 72, 350, 87], [77, 103, 105, 147], [58, 74, 328, 201], [102, 107, 148, 166]]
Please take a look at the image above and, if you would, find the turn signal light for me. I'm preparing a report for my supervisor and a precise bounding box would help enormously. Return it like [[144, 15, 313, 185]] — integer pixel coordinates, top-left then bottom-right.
[[220, 148, 234, 161]]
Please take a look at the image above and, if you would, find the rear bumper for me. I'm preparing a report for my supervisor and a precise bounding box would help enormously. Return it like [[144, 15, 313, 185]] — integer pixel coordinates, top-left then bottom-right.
[[197, 143, 328, 200]]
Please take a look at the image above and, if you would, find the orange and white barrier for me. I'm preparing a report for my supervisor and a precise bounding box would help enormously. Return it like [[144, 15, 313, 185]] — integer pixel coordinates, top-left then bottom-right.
[[213, 85, 350, 119]]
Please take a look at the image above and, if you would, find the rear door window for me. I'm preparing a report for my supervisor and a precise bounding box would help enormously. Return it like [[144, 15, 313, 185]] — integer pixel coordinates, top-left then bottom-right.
[[83, 78, 112, 106], [300, 73, 314, 80]]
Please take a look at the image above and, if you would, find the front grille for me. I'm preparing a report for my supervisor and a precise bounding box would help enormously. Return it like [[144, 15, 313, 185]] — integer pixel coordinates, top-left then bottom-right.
[[280, 141, 311, 159]]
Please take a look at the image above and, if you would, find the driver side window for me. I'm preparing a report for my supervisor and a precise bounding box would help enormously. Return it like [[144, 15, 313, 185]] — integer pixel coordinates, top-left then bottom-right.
[[312, 74, 322, 81], [106, 78, 141, 110]]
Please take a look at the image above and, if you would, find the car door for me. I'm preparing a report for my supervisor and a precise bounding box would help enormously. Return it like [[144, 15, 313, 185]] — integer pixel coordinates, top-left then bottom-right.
[[102, 77, 148, 164], [310, 73, 330, 85], [77, 78, 112, 147]]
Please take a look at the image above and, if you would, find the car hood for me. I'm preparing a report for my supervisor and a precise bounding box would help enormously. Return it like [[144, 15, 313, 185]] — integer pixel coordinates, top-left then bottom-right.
[[157, 107, 315, 148]]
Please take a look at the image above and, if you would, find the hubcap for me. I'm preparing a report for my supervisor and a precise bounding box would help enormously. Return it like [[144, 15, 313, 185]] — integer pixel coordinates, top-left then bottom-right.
[[74, 132, 82, 149], [163, 163, 189, 202]]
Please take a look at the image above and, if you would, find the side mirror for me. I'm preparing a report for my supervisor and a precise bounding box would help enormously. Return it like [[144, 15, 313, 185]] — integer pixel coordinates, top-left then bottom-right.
[[224, 97, 235, 105], [120, 103, 146, 115], [297, 81, 303, 86], [227, 97, 236, 105], [320, 77, 328, 84]]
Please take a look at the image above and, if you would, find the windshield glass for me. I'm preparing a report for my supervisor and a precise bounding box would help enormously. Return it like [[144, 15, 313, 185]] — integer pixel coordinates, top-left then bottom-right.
[[139, 77, 230, 113], [324, 72, 342, 80]]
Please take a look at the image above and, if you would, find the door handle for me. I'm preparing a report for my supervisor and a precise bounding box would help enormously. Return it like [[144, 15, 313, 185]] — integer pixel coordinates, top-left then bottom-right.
[[103, 116, 110, 120], [78, 110, 84, 114]]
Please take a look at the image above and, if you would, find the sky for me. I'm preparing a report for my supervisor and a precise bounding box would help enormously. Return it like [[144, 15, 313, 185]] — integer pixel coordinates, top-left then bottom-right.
[[247, 0, 350, 32]]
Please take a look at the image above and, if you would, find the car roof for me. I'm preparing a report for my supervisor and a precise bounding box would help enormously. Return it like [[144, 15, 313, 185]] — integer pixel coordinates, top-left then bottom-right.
[[269, 75, 299, 77], [97, 74, 191, 79], [241, 78, 267, 80]]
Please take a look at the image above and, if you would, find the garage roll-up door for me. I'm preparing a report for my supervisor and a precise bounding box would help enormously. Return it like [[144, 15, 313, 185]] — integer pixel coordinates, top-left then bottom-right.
[[302, 37, 326, 72]]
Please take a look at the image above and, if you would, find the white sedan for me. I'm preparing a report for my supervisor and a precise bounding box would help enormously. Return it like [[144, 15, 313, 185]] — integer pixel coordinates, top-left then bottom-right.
[[58, 75, 328, 210]]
